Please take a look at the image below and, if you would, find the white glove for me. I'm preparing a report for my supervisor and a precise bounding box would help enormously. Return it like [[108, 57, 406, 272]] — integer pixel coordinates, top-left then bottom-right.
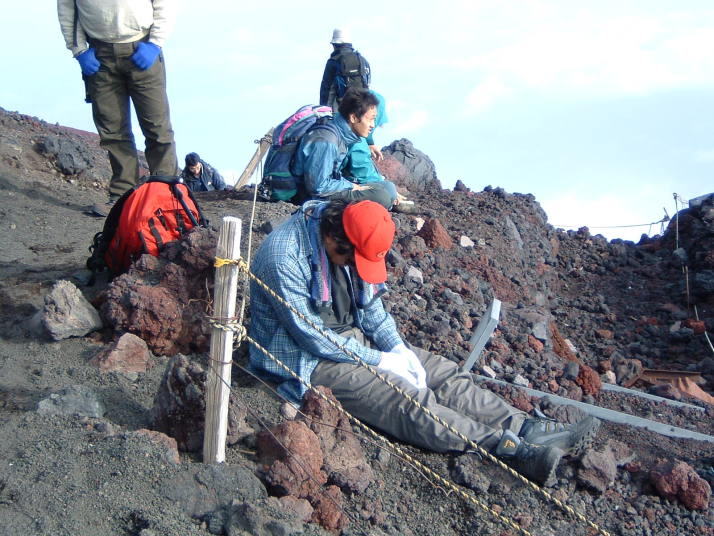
[[377, 345, 427, 390], [391, 343, 427, 389]]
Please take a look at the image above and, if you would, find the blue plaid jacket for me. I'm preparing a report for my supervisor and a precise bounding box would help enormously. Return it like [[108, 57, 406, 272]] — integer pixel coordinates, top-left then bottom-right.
[[247, 201, 403, 404]]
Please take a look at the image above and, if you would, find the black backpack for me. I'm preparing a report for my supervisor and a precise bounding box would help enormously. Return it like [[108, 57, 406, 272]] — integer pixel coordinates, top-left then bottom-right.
[[335, 49, 371, 99]]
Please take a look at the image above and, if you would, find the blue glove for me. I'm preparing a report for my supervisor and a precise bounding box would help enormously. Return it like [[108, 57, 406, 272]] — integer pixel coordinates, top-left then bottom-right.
[[131, 42, 161, 70], [76, 48, 100, 76]]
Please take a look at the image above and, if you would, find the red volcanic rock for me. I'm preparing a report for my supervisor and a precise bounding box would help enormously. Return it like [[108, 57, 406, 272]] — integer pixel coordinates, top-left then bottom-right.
[[527, 334, 544, 353], [89, 332, 151, 373], [272, 496, 313, 523], [256, 420, 327, 497], [595, 329, 614, 340], [375, 154, 409, 187], [682, 318, 706, 335], [309, 485, 347, 533], [416, 219, 453, 250], [650, 459, 711, 510], [132, 429, 180, 464], [100, 227, 217, 356], [550, 322, 579, 363], [300, 387, 375, 494], [575, 364, 602, 396]]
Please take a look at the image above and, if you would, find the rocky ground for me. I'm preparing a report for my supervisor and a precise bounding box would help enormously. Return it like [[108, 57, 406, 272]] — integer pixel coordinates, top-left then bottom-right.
[[0, 106, 713, 536]]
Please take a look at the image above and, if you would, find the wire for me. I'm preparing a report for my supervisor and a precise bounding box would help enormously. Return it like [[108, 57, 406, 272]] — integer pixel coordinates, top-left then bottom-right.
[[551, 216, 669, 230]]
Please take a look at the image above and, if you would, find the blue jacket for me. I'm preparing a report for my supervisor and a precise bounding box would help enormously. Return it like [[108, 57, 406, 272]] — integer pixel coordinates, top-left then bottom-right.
[[180, 159, 226, 192], [343, 91, 388, 183], [248, 200, 403, 404], [292, 114, 360, 196]]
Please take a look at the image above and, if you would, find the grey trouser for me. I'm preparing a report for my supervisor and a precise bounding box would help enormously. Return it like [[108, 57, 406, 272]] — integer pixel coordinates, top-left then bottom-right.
[[86, 39, 178, 198], [310, 337, 526, 452], [323, 180, 397, 210]]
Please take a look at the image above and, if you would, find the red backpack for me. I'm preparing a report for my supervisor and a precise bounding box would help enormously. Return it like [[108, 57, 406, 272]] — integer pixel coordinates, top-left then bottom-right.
[[87, 176, 207, 279]]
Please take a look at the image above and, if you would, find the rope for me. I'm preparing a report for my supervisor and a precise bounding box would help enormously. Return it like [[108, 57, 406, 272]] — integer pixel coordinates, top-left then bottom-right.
[[551, 216, 669, 230], [694, 305, 714, 356], [672, 193, 692, 312], [212, 256, 612, 536], [203, 354, 360, 526], [244, 333, 537, 536], [236, 155, 263, 328]]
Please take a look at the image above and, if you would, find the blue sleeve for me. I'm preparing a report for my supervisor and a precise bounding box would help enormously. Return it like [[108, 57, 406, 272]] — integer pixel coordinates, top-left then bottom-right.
[[297, 138, 355, 195], [257, 250, 382, 365], [211, 168, 226, 190], [359, 297, 403, 352]]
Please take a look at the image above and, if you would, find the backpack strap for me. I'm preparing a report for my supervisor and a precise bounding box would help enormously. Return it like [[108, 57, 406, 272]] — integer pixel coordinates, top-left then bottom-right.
[[146, 174, 207, 228], [170, 182, 200, 228]]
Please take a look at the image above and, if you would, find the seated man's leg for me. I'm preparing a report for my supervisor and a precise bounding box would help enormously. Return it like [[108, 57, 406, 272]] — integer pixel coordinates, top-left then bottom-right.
[[311, 359, 505, 452], [409, 344, 527, 435], [325, 181, 396, 209], [412, 344, 599, 459]]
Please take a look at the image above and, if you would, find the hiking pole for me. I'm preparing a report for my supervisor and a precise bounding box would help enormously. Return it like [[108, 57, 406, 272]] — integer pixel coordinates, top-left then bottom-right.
[[234, 128, 273, 191]]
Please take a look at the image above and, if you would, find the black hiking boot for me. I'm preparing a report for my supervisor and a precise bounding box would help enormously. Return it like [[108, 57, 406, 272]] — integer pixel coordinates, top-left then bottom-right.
[[495, 430, 563, 487], [519, 414, 600, 458]]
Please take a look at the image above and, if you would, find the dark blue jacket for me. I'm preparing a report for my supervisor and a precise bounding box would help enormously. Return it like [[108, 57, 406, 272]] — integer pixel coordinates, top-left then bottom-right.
[[180, 159, 226, 192]]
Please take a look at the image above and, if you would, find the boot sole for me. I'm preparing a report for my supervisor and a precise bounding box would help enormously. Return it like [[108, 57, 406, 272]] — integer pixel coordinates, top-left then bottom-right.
[[568, 416, 601, 458]]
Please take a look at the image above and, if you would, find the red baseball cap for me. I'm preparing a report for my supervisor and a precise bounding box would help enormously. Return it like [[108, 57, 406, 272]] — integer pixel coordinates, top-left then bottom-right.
[[343, 201, 396, 284]]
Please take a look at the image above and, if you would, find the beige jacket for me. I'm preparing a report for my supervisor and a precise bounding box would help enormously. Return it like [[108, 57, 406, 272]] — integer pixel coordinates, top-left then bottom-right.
[[57, 0, 175, 56]]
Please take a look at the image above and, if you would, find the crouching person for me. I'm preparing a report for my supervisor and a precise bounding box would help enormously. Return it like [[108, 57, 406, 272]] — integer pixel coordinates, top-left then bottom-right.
[[248, 199, 599, 486], [293, 88, 397, 210]]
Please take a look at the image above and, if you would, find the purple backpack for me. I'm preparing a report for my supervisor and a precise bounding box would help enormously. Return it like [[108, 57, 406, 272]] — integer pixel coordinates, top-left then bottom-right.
[[260, 105, 333, 202]]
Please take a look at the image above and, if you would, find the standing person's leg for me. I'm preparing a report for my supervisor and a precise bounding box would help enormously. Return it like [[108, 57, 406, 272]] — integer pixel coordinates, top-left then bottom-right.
[[86, 42, 140, 200], [311, 359, 506, 452], [409, 344, 527, 435], [127, 43, 178, 178]]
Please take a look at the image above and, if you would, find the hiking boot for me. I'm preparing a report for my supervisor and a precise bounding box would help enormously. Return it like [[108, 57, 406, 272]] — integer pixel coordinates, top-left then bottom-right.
[[519, 414, 600, 458], [90, 197, 117, 217], [495, 430, 563, 487], [392, 201, 417, 214]]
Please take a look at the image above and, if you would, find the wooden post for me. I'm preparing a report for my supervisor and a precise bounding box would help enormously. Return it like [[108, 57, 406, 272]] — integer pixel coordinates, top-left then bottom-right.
[[203, 216, 242, 463], [233, 128, 273, 191]]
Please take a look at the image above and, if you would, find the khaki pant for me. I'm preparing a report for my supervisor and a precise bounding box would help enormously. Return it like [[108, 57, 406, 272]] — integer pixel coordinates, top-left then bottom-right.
[[86, 39, 178, 198], [311, 335, 526, 452], [322, 180, 397, 210]]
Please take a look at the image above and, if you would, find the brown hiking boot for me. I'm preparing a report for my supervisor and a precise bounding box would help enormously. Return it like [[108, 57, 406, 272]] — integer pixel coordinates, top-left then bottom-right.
[[495, 430, 563, 487]]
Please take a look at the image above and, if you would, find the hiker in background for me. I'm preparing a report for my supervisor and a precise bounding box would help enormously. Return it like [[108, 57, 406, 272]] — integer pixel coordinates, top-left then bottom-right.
[[180, 152, 228, 192], [57, 0, 179, 217], [319, 28, 371, 112], [248, 198, 601, 487], [294, 88, 397, 209]]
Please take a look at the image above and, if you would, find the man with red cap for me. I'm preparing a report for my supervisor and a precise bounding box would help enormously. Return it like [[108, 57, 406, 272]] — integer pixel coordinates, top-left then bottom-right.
[[248, 199, 599, 486]]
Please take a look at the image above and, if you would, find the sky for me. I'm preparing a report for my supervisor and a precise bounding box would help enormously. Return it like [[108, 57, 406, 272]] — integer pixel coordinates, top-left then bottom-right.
[[3, 1, 713, 241]]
